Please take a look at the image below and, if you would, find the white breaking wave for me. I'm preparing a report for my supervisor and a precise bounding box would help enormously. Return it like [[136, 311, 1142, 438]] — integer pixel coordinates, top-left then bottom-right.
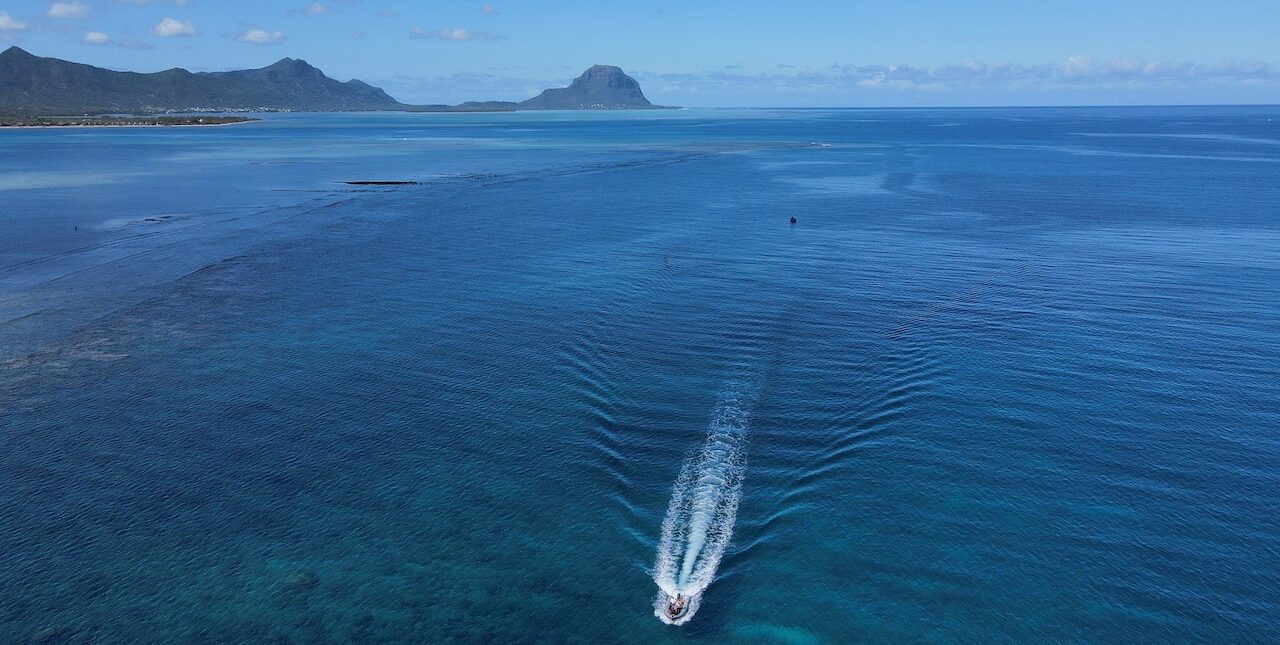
[[653, 383, 756, 625]]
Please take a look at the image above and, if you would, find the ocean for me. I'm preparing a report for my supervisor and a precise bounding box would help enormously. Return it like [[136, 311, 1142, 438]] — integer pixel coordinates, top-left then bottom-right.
[[1, 107, 1278, 643]]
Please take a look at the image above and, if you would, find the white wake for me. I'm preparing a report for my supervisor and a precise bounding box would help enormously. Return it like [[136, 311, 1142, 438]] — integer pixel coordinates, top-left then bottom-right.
[[653, 383, 756, 625]]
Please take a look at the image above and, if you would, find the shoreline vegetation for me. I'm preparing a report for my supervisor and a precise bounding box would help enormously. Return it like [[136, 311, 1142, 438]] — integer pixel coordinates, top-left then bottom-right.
[[0, 116, 257, 128]]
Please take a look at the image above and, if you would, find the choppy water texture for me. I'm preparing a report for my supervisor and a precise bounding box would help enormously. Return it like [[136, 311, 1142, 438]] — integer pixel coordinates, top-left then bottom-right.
[[2, 107, 1279, 643]]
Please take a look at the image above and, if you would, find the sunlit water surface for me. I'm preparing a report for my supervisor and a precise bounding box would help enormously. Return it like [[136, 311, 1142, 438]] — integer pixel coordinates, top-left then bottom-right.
[[2, 108, 1278, 643]]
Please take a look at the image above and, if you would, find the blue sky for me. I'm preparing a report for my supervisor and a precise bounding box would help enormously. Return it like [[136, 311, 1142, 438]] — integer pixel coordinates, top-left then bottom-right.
[[2, 0, 1279, 106]]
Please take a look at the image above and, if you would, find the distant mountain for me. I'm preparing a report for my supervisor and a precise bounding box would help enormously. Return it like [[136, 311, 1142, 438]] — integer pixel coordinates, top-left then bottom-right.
[[405, 65, 674, 112], [518, 65, 667, 110], [0, 49, 675, 115], [0, 46, 401, 115]]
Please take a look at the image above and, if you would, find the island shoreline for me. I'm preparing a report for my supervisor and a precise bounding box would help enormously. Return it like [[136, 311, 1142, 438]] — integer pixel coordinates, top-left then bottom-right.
[[0, 116, 259, 129]]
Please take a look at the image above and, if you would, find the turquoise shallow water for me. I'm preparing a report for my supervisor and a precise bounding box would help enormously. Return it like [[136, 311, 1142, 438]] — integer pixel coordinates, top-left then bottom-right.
[[1, 108, 1279, 642]]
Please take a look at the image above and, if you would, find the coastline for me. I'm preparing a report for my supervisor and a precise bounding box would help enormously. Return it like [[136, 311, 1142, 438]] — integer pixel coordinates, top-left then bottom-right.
[[0, 116, 259, 129]]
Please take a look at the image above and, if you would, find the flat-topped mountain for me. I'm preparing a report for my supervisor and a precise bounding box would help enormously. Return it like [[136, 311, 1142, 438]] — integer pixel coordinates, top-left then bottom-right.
[[407, 64, 675, 112], [518, 65, 663, 110], [0, 46, 400, 115]]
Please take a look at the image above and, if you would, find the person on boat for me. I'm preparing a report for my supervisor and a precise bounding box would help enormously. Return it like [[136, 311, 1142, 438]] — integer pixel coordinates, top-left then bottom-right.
[[668, 594, 686, 617]]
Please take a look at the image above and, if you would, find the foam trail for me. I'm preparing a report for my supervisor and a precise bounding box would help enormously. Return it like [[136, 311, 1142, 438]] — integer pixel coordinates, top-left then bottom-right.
[[653, 382, 757, 625]]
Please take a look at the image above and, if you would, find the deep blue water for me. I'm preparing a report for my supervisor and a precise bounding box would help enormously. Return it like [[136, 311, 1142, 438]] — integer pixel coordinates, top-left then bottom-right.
[[1, 107, 1278, 643]]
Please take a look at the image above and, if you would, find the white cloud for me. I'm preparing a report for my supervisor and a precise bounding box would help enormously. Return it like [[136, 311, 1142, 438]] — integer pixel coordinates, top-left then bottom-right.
[[117, 1, 191, 5], [237, 28, 285, 45], [1062, 55, 1100, 78], [47, 2, 90, 18], [286, 1, 324, 15], [1058, 55, 1207, 81], [482, 3, 497, 14], [151, 17, 196, 36], [0, 10, 27, 31], [83, 30, 111, 45], [636, 56, 1280, 102], [410, 26, 504, 41]]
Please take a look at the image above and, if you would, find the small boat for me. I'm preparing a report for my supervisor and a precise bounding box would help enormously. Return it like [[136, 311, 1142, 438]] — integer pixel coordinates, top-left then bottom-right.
[[655, 588, 699, 624], [666, 593, 689, 620]]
